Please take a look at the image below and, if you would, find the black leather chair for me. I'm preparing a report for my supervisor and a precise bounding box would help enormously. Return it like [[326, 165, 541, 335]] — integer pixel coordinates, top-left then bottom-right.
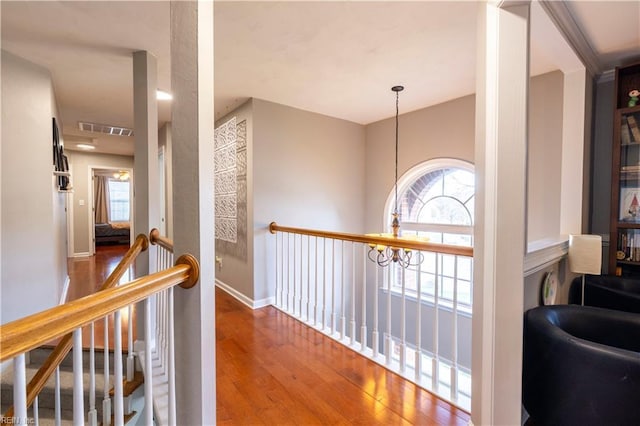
[[568, 275, 640, 313], [523, 305, 640, 426]]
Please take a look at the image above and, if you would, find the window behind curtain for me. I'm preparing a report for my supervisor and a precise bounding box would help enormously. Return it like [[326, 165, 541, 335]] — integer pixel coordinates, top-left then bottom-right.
[[108, 179, 130, 222]]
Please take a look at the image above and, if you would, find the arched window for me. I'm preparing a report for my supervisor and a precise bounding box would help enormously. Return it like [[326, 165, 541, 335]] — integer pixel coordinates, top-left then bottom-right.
[[385, 159, 474, 310]]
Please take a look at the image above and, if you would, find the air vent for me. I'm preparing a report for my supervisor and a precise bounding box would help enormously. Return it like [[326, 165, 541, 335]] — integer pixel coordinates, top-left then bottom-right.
[[78, 122, 134, 137]]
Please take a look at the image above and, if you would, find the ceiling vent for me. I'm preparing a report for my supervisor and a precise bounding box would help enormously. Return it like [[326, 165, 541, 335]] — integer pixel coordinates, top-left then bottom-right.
[[78, 121, 134, 137]]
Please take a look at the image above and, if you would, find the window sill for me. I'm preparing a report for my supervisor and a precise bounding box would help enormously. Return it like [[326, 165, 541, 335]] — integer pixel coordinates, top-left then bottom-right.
[[380, 288, 472, 318]]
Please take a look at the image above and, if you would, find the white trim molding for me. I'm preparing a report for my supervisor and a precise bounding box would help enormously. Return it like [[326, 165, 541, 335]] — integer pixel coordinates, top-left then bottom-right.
[[215, 279, 274, 309], [525, 238, 569, 276], [72, 252, 92, 258], [538, 0, 602, 77], [59, 275, 71, 305]]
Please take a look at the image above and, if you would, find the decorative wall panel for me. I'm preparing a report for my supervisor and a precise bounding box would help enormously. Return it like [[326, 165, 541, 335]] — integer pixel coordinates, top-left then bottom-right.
[[214, 117, 247, 261]]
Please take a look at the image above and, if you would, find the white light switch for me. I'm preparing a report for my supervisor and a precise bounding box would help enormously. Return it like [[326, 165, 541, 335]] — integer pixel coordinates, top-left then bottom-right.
[[79, 199, 85, 206]]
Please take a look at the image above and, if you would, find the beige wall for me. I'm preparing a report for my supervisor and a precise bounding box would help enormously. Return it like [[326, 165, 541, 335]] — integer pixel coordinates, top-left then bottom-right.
[[364, 94, 476, 234], [528, 71, 564, 243], [253, 99, 366, 303], [66, 151, 133, 255], [214, 100, 254, 300], [1, 50, 67, 323]]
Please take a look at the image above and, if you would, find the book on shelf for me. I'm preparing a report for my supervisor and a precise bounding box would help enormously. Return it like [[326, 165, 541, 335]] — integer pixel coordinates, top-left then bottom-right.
[[618, 229, 640, 262], [621, 164, 640, 172], [621, 116, 633, 145], [627, 115, 640, 143]]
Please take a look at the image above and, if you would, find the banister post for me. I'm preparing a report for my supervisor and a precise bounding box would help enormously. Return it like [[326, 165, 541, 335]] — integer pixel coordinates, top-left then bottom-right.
[[170, 1, 216, 424]]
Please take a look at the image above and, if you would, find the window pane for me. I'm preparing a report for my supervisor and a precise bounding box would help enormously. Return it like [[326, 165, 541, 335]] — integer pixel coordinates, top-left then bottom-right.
[[443, 169, 474, 202], [417, 196, 472, 225], [108, 180, 130, 222]]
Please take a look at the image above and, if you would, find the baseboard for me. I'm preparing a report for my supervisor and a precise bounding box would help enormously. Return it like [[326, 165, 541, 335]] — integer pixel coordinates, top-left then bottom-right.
[[215, 279, 274, 309], [58, 275, 70, 305], [72, 251, 91, 258]]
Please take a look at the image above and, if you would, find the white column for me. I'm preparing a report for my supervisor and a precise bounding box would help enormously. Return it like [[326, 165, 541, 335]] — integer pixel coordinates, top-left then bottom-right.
[[473, 2, 529, 425], [170, 1, 216, 424], [133, 49, 160, 348]]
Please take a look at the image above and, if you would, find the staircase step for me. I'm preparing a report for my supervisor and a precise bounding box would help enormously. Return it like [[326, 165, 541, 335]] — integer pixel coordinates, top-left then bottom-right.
[[29, 346, 129, 372]]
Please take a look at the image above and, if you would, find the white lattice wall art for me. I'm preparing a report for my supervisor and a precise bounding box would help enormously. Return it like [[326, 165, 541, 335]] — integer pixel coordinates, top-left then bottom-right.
[[214, 118, 248, 261], [214, 117, 237, 243]]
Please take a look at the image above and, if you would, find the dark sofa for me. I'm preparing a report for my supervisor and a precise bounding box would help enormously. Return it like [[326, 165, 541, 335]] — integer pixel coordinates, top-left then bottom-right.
[[523, 305, 640, 425], [568, 275, 640, 314]]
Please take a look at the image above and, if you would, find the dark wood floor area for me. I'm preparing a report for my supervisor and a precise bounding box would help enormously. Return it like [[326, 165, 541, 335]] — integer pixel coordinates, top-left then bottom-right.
[[67, 245, 469, 424], [216, 287, 470, 425]]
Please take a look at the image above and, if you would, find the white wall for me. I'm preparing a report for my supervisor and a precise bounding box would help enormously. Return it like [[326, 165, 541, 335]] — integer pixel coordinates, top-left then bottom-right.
[[1, 50, 67, 324], [65, 151, 134, 255], [253, 99, 366, 303]]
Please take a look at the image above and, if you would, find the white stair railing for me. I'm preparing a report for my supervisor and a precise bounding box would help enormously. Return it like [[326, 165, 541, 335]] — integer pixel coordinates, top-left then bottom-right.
[[269, 222, 473, 411]]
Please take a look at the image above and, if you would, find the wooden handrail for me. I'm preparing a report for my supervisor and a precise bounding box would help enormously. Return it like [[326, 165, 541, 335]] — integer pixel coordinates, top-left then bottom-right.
[[0, 254, 199, 363], [3, 234, 149, 418], [269, 222, 473, 257], [150, 227, 174, 252]]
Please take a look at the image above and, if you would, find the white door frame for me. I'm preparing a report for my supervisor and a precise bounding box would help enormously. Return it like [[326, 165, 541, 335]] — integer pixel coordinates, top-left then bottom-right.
[[88, 165, 135, 255]]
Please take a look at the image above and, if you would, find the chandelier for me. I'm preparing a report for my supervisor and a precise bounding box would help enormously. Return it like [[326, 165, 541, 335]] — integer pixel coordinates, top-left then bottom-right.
[[367, 86, 425, 268]]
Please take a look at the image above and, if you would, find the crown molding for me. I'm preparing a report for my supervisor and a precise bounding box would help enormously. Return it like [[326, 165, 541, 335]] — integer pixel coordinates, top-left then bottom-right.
[[538, 0, 602, 77]]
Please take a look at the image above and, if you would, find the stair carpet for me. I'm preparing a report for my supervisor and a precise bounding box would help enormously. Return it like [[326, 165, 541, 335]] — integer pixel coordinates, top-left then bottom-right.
[[1, 346, 139, 425]]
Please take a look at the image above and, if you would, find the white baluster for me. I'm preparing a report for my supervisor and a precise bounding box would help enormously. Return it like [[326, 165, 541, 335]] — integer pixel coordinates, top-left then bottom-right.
[[127, 304, 134, 381], [89, 322, 97, 426], [275, 232, 280, 307], [144, 297, 154, 425], [385, 264, 392, 365], [280, 233, 285, 309], [307, 235, 311, 322], [331, 240, 336, 334], [33, 395, 39, 426], [451, 255, 459, 402], [432, 253, 440, 392], [321, 238, 327, 330], [168, 287, 177, 426], [361, 245, 367, 352], [372, 262, 379, 357], [350, 243, 356, 345], [103, 315, 111, 426], [293, 234, 297, 316], [72, 328, 84, 426], [400, 264, 406, 373], [313, 236, 318, 326], [285, 233, 290, 311], [415, 256, 423, 383], [300, 234, 304, 317], [13, 354, 27, 424], [341, 240, 346, 340], [55, 367, 61, 426], [114, 310, 124, 426]]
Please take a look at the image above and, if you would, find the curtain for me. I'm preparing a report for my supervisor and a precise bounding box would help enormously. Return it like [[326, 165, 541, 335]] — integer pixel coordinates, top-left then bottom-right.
[[95, 176, 110, 224]]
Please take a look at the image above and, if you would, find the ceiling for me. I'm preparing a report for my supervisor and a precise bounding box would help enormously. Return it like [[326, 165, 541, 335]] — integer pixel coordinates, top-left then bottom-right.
[[2, 1, 639, 156]]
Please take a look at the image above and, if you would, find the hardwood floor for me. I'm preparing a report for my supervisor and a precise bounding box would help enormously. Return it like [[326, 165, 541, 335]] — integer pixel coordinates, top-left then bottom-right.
[[67, 245, 469, 424], [63, 244, 136, 350], [216, 287, 470, 425]]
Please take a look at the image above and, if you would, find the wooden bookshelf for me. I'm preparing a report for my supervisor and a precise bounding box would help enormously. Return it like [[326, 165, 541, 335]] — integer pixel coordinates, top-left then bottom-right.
[[609, 61, 640, 276]]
